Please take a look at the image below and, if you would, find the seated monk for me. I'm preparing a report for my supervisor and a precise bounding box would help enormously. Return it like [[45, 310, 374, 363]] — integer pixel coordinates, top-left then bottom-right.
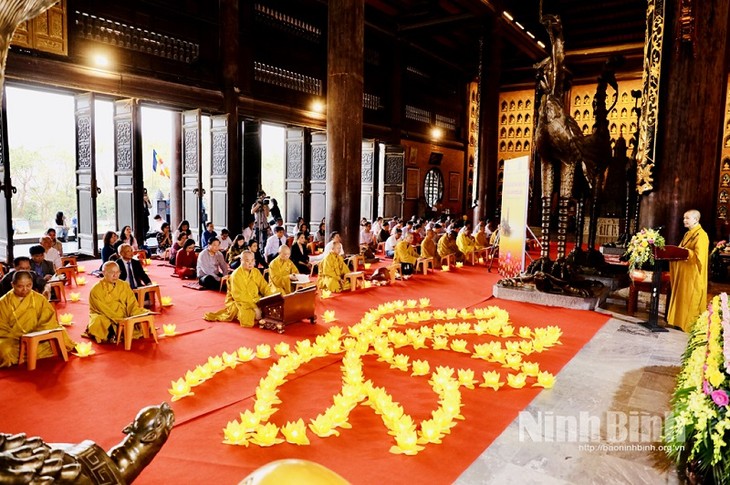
[[0, 271, 76, 367], [268, 245, 299, 295], [85, 261, 148, 343], [474, 222, 489, 248], [456, 226, 477, 259], [204, 251, 274, 327], [394, 233, 419, 277], [317, 241, 351, 292], [420, 229, 437, 259], [438, 230, 464, 263]]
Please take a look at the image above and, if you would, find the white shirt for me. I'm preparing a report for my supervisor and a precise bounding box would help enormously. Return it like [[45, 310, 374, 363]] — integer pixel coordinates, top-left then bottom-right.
[[264, 234, 287, 260], [242, 227, 254, 243], [372, 221, 382, 236], [45, 247, 61, 270], [385, 235, 399, 253], [218, 236, 232, 251], [324, 240, 345, 256], [359, 229, 375, 245]]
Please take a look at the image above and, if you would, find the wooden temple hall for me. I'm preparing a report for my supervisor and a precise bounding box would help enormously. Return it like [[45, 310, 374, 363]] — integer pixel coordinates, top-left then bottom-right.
[[0, 0, 727, 257]]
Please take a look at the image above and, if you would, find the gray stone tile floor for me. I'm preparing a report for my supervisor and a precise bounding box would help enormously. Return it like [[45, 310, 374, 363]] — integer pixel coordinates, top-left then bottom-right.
[[455, 281, 730, 485]]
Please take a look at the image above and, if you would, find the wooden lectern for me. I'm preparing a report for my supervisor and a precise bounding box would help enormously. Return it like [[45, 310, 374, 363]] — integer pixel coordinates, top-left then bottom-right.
[[644, 245, 688, 332]]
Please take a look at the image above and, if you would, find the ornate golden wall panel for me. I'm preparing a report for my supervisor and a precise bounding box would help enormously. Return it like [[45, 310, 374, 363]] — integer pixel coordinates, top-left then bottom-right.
[[11, 0, 67, 56]]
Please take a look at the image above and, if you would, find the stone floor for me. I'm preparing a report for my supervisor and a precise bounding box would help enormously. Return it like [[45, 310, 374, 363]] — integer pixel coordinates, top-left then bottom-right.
[[456, 281, 730, 484]]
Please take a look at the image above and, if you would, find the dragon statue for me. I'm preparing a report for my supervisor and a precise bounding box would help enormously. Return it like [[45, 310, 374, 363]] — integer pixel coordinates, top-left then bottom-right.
[[0, 403, 174, 484]]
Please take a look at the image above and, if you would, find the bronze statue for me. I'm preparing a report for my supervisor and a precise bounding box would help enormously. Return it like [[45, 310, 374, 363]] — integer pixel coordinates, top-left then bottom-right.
[[0, 403, 174, 484]]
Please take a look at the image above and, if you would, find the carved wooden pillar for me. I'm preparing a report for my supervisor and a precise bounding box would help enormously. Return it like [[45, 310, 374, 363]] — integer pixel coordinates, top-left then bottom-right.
[[181, 109, 202, 240], [210, 115, 235, 231], [639, 0, 730, 243], [382, 145, 405, 218], [475, 17, 501, 224], [310, 132, 327, 230], [75, 93, 99, 257], [113, 99, 143, 241], [170, 112, 182, 227], [242, 119, 262, 227], [360, 140, 375, 221], [285, 127, 310, 234], [326, 0, 364, 254], [0, 90, 12, 262]]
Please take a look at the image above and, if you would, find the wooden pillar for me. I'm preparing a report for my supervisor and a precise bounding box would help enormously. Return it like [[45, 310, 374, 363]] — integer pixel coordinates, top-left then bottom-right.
[[361, 140, 375, 221], [326, 0, 364, 255], [285, 127, 311, 234], [640, 0, 730, 243], [113, 99, 143, 241], [0, 89, 12, 262], [242, 120, 262, 226], [474, 17, 501, 224], [170, 112, 182, 227]]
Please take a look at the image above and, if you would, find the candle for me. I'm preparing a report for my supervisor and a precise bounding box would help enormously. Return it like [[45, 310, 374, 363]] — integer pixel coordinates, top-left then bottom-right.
[[69, 292, 81, 302], [441, 265, 449, 271], [76, 277, 86, 286], [162, 324, 176, 336], [59, 313, 73, 325], [73, 342, 94, 357], [161, 296, 173, 306]]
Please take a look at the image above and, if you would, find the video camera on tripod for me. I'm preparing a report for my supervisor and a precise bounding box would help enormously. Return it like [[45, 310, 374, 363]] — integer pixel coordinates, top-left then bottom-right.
[[259, 196, 271, 206]]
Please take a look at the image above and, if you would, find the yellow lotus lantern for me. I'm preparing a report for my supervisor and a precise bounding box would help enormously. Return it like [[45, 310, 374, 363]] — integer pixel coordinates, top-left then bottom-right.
[[521, 362, 540, 377], [432, 336, 449, 350], [59, 313, 73, 326], [208, 355, 225, 373], [323, 310, 336, 323], [309, 414, 340, 437], [419, 297, 430, 308], [457, 369, 477, 389], [505, 341, 520, 353], [256, 344, 271, 359], [501, 325, 515, 337], [239, 410, 261, 432], [491, 348, 506, 364], [321, 289, 332, 299], [411, 359, 430, 376], [73, 341, 94, 357], [519, 340, 534, 355], [274, 342, 290, 356], [406, 299, 417, 308], [162, 324, 176, 336], [185, 369, 202, 386], [450, 339, 469, 353], [390, 354, 410, 371], [518, 326, 532, 338], [395, 314, 408, 325], [222, 420, 250, 446], [364, 262, 372, 270], [503, 353, 523, 370], [455, 261, 464, 268], [69, 292, 81, 302], [161, 296, 173, 306], [507, 373, 527, 389], [77, 265, 86, 273], [533, 371, 556, 388], [237, 346, 255, 362], [441, 264, 449, 271], [222, 351, 238, 369], [417, 419, 443, 444], [478, 257, 484, 264], [250, 422, 284, 447], [446, 308, 458, 319], [281, 419, 310, 445], [479, 371, 504, 390], [363, 280, 372, 288], [168, 378, 194, 401], [76, 276, 87, 286], [146, 258, 152, 265]]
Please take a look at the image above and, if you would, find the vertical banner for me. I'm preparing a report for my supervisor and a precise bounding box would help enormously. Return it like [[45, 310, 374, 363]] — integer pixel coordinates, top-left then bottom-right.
[[498, 156, 530, 277]]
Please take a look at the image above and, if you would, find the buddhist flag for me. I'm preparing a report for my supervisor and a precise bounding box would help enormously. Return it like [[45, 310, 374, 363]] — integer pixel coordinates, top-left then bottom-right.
[[152, 149, 170, 178]]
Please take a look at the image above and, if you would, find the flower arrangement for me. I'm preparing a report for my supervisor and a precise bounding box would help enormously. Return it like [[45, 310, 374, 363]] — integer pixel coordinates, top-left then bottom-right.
[[664, 293, 730, 482], [624, 227, 665, 272]]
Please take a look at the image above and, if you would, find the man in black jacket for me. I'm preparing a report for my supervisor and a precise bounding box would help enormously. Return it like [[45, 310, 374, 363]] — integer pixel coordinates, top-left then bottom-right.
[[116, 243, 152, 289]]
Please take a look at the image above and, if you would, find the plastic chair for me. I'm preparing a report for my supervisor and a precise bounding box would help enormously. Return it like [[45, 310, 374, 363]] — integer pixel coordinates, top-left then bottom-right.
[[19, 329, 69, 370]]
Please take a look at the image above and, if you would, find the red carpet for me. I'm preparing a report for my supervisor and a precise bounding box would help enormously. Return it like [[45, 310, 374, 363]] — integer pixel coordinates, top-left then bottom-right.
[[0, 259, 609, 484]]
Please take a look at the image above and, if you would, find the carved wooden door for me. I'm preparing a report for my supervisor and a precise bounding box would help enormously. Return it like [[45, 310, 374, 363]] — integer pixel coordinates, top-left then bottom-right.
[[181, 109, 202, 240], [285, 127, 309, 234], [0, 91, 13, 262], [381, 145, 405, 218], [210, 114, 229, 231], [75, 93, 99, 257], [360, 139, 375, 221], [113, 99, 143, 241], [309, 132, 327, 229]]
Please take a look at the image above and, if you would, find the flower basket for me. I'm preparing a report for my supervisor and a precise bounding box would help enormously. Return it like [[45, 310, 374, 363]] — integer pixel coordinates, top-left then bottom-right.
[[664, 293, 730, 483], [623, 228, 665, 272]]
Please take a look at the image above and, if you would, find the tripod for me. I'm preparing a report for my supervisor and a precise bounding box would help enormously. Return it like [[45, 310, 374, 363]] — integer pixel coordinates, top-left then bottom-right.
[[252, 199, 270, 256]]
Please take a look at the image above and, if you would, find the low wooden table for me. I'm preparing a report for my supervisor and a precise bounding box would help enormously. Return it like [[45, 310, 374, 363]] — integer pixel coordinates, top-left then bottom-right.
[[344, 271, 365, 291]]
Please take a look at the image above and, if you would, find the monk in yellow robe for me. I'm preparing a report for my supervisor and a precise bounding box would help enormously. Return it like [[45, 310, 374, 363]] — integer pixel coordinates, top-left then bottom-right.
[[268, 245, 299, 295], [438, 231, 463, 262], [0, 271, 76, 367], [474, 223, 489, 248], [420, 229, 437, 259], [317, 242, 351, 292], [668, 209, 710, 332], [86, 261, 148, 343], [456, 226, 477, 258], [204, 251, 274, 327]]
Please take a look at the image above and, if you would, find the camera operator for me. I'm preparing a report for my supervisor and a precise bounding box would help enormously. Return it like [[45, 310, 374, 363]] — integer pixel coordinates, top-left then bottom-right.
[[250, 190, 271, 251]]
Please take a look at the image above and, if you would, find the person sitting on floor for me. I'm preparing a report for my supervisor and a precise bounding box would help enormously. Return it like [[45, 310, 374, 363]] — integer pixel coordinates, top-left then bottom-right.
[[456, 225, 477, 261], [438, 230, 464, 263], [247, 240, 269, 272], [242, 220, 255, 244], [317, 241, 351, 292], [377, 221, 391, 243], [174, 239, 198, 279], [85, 261, 148, 344], [227, 234, 247, 269], [197, 238, 229, 290], [268, 245, 299, 295], [474, 222, 489, 248], [169, 232, 188, 265], [39, 236, 61, 270], [101, 231, 119, 266], [0, 271, 76, 367], [218, 229, 232, 253], [29, 245, 55, 282], [116, 243, 152, 290], [384, 228, 402, 259], [46, 228, 63, 256], [117, 225, 139, 251], [420, 229, 438, 260], [394, 232, 419, 278], [201, 221, 217, 249], [290, 231, 311, 274], [203, 251, 274, 327], [360, 221, 377, 254], [156, 223, 173, 260], [264, 226, 287, 263], [0, 257, 47, 297]]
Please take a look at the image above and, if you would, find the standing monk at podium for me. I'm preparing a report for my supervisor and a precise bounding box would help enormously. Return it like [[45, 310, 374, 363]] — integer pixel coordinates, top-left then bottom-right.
[[668, 209, 709, 332]]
